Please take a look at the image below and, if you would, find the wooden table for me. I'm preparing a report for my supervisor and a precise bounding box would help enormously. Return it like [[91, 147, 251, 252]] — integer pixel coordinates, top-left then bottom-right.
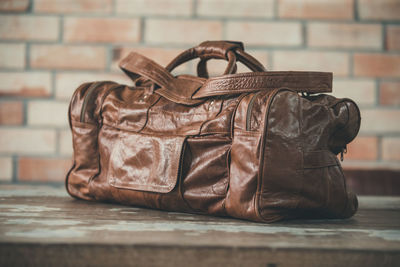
[[0, 185, 399, 267]]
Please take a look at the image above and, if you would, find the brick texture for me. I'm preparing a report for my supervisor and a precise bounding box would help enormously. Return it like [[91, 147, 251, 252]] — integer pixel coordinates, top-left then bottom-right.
[[273, 51, 350, 76], [382, 137, 400, 161], [0, 72, 51, 97], [354, 54, 400, 78], [308, 23, 382, 50], [0, 157, 13, 181], [0, 129, 56, 155], [18, 157, 72, 182], [197, 0, 274, 18], [360, 109, 400, 133], [333, 79, 376, 105], [34, 0, 113, 14], [116, 0, 193, 16], [0, 43, 25, 69], [64, 17, 141, 43], [30, 45, 106, 70], [0, 15, 59, 41], [346, 137, 378, 160], [380, 81, 400, 106], [358, 0, 400, 21], [278, 0, 353, 20], [0, 101, 24, 125], [386, 25, 400, 51], [55, 72, 131, 100], [27, 101, 69, 127], [0, 0, 29, 12], [145, 19, 223, 44], [59, 130, 73, 156], [226, 21, 302, 47]]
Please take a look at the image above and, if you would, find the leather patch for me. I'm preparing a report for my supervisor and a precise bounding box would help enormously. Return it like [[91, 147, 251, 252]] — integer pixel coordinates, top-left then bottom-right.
[[108, 132, 186, 193]]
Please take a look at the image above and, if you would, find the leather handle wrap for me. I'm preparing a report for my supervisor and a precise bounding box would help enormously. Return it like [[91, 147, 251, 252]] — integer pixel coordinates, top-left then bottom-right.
[[193, 71, 333, 99]]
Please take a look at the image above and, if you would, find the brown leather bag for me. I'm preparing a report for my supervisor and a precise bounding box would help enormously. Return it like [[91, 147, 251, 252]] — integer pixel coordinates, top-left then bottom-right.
[[66, 41, 360, 222]]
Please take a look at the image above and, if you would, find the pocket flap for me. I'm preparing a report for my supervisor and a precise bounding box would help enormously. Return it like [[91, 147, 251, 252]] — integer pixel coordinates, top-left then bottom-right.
[[108, 132, 186, 193]]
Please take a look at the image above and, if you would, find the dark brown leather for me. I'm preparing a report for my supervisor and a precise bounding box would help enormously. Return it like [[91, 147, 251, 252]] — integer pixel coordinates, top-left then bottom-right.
[[66, 41, 360, 222]]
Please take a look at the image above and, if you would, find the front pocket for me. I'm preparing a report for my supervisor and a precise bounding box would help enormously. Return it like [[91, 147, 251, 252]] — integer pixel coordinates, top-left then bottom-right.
[[181, 136, 231, 215], [108, 131, 187, 193]]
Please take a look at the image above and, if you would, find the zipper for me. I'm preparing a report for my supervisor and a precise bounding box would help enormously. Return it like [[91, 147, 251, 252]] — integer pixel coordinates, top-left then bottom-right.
[[80, 81, 112, 122], [246, 91, 261, 131]]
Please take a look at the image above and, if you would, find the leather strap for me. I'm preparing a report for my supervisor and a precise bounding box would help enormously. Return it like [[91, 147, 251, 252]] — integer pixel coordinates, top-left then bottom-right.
[[192, 71, 333, 99], [119, 47, 332, 104], [119, 52, 175, 90], [119, 52, 205, 105]]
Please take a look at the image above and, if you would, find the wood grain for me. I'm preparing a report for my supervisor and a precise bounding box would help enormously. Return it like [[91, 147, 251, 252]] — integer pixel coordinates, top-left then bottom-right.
[[0, 185, 399, 267]]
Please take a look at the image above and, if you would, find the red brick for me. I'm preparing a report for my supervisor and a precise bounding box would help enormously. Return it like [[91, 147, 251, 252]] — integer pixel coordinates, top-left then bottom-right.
[[64, 17, 141, 43], [358, 0, 400, 21], [278, 0, 353, 20], [0, 72, 52, 97], [0, 15, 59, 41], [226, 21, 302, 47], [360, 109, 400, 133], [0, 43, 25, 69], [0, 157, 13, 181], [0, 129, 56, 155], [111, 47, 187, 72], [55, 72, 132, 100], [380, 81, 400, 106], [386, 25, 400, 51], [382, 137, 400, 161], [27, 101, 69, 127], [0, 101, 24, 125], [333, 79, 376, 105], [34, 0, 113, 14], [273, 51, 350, 76], [116, 0, 193, 16], [308, 23, 382, 50], [59, 130, 73, 156], [345, 136, 378, 160], [18, 157, 72, 182], [145, 19, 222, 45], [30, 45, 106, 70], [197, 0, 274, 18], [354, 54, 400, 78], [0, 0, 29, 12]]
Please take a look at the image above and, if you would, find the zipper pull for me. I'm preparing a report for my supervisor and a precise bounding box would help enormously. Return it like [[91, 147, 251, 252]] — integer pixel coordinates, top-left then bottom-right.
[[340, 145, 347, 161]]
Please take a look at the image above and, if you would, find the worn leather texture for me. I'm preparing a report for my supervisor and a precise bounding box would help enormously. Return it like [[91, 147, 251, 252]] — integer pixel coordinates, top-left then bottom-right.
[[66, 41, 360, 222]]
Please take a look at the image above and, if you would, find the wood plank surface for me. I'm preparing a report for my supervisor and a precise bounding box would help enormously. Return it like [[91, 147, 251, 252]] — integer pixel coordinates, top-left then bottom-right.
[[0, 185, 399, 267]]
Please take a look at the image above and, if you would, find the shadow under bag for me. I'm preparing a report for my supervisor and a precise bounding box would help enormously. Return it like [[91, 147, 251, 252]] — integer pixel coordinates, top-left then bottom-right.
[[66, 41, 360, 222]]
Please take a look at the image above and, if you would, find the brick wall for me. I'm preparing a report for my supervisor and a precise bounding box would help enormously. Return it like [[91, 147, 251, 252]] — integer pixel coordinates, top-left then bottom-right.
[[0, 0, 399, 183]]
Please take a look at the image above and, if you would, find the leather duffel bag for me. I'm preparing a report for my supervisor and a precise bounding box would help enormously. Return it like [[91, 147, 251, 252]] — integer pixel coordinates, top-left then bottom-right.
[[66, 40, 360, 222]]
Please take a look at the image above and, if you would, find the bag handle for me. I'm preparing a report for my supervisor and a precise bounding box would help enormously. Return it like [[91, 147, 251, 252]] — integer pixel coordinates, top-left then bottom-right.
[[165, 40, 266, 77]]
